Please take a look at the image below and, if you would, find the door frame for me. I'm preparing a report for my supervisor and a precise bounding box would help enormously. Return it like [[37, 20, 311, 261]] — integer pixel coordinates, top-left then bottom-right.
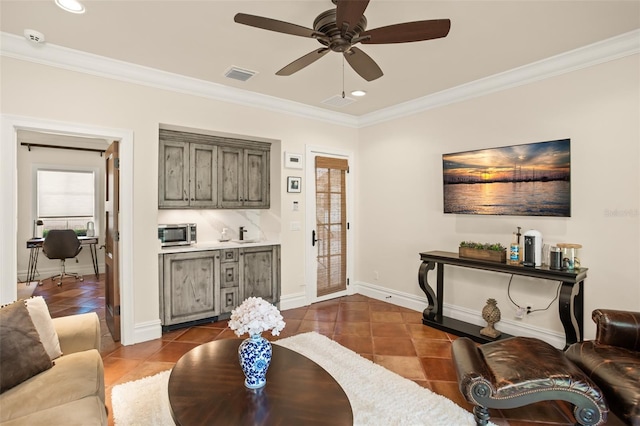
[[0, 114, 135, 345], [304, 145, 355, 305]]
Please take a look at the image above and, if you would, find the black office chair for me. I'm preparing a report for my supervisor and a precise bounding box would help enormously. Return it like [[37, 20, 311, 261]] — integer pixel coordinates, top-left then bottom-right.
[[42, 229, 84, 286]]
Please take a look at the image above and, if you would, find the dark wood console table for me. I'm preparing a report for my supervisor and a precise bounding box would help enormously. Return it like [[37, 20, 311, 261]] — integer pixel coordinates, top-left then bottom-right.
[[418, 250, 588, 348]]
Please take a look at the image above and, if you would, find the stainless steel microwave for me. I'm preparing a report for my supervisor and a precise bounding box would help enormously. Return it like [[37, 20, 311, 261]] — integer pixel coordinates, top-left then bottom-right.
[[158, 224, 197, 247]]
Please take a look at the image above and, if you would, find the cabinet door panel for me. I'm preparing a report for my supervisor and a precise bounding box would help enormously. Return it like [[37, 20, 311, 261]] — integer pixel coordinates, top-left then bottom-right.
[[218, 146, 244, 208], [241, 247, 276, 302], [244, 149, 269, 208], [159, 141, 189, 207], [190, 143, 218, 207], [220, 287, 240, 314], [163, 251, 220, 325]]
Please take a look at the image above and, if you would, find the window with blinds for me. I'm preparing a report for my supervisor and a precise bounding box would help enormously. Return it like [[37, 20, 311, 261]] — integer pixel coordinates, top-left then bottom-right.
[[315, 156, 348, 297], [37, 169, 96, 234]]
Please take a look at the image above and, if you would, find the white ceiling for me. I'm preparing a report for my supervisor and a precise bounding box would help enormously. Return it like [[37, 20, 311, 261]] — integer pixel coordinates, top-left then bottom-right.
[[1, 1, 639, 116]]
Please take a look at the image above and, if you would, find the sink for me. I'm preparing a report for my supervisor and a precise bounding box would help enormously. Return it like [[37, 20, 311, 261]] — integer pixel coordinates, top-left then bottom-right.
[[233, 239, 260, 244]]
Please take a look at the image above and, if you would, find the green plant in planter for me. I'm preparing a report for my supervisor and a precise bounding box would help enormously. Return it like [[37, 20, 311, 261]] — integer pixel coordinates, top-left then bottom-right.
[[459, 241, 506, 251]]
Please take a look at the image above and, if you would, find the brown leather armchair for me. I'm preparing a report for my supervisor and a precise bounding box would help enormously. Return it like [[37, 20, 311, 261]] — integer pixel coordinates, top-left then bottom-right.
[[565, 309, 640, 425]]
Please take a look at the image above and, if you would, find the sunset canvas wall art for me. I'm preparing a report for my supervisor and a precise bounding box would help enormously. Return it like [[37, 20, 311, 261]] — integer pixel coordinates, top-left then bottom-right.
[[443, 139, 571, 217]]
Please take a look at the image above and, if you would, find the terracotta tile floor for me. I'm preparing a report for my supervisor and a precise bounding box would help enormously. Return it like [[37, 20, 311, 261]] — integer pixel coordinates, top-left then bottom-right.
[[31, 274, 621, 426]]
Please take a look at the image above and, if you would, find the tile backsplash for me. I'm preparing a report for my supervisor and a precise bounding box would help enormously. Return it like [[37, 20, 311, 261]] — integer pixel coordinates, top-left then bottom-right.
[[157, 209, 280, 243]]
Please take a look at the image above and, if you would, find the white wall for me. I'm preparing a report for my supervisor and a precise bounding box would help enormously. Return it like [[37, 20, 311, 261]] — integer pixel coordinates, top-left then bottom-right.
[[356, 54, 640, 341], [16, 133, 107, 280], [0, 57, 358, 339], [1, 50, 638, 345]]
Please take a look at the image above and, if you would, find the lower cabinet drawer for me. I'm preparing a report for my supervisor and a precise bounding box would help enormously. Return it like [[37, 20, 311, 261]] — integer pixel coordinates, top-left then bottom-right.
[[220, 287, 240, 314], [220, 262, 239, 288], [221, 249, 239, 262]]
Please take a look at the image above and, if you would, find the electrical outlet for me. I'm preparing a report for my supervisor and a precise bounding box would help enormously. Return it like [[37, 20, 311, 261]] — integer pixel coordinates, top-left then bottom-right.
[[515, 307, 525, 319], [526, 304, 533, 315], [373, 270, 379, 281]]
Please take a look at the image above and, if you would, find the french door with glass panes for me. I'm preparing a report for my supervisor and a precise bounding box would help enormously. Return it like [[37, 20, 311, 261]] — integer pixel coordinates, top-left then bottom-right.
[[306, 149, 353, 303]]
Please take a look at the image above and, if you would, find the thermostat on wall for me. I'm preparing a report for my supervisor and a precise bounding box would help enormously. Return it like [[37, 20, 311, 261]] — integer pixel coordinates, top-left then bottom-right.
[[284, 152, 303, 169]]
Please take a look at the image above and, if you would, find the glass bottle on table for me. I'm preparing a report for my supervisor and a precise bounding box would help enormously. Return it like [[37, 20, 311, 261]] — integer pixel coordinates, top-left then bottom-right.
[[509, 232, 520, 265]]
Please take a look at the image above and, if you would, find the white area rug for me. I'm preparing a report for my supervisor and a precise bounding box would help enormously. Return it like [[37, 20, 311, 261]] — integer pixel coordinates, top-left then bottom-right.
[[111, 332, 488, 426]]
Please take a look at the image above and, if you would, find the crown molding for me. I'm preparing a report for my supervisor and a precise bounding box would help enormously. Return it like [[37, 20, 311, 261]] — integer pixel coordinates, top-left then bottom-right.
[[2, 29, 638, 129], [358, 29, 640, 127], [0, 32, 359, 128]]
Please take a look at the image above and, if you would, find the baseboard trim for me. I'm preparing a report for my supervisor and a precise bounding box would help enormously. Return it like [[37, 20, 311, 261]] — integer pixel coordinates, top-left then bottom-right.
[[354, 281, 427, 312], [279, 292, 308, 311], [133, 284, 565, 346], [133, 319, 162, 344], [354, 281, 566, 348]]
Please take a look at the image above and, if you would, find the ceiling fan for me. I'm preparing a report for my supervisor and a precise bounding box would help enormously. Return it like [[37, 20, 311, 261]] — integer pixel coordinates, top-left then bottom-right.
[[234, 0, 451, 82]]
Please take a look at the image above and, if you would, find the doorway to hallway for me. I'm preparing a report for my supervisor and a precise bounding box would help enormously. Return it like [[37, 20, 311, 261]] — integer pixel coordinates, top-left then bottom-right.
[[1, 114, 134, 344]]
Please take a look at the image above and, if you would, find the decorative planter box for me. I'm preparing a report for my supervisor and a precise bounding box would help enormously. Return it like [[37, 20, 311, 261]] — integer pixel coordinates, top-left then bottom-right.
[[459, 247, 506, 263]]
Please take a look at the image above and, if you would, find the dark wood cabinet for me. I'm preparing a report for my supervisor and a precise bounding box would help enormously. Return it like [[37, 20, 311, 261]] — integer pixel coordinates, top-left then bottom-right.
[[417, 250, 587, 348]]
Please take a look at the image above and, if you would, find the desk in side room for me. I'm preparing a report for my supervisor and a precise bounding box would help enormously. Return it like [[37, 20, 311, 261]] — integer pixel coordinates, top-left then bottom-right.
[[26, 236, 99, 284]]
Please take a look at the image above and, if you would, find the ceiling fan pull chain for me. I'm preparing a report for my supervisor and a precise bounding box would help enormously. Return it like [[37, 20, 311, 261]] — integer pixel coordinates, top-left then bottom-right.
[[341, 57, 345, 98]]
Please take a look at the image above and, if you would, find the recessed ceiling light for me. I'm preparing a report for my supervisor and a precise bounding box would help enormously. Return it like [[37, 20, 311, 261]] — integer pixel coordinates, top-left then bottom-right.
[[351, 90, 367, 97], [55, 0, 85, 14]]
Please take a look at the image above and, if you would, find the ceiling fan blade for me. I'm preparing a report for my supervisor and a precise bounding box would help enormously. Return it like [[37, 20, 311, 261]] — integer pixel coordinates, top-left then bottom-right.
[[276, 48, 330, 76], [234, 13, 317, 38], [344, 47, 383, 82], [336, 0, 370, 34], [360, 19, 451, 44]]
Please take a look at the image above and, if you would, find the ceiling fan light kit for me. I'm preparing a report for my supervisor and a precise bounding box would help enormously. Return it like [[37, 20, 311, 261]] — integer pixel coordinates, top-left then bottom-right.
[[234, 0, 450, 82]]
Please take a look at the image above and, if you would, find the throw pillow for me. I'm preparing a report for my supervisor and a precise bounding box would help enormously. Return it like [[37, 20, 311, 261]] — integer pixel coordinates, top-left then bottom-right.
[[25, 296, 63, 360], [0, 301, 53, 393]]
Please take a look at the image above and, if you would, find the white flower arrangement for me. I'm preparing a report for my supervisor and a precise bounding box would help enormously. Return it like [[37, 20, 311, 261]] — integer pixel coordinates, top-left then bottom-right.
[[228, 297, 286, 337]]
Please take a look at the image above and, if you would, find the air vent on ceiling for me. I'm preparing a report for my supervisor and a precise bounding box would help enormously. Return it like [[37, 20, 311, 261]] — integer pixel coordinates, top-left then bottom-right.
[[322, 95, 356, 108], [224, 66, 257, 82]]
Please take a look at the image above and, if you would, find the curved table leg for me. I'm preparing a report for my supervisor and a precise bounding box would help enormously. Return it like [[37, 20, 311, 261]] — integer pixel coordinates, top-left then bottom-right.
[[418, 261, 438, 320], [559, 280, 583, 348]]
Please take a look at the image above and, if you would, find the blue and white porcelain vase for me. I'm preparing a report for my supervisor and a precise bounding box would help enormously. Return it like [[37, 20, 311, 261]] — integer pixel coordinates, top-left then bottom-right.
[[238, 333, 272, 389]]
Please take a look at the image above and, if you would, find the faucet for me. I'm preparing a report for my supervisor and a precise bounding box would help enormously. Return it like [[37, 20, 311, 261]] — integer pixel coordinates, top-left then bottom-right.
[[239, 226, 247, 241]]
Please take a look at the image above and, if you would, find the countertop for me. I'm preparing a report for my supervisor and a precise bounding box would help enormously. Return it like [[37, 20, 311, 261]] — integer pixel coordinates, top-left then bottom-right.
[[158, 239, 280, 254]]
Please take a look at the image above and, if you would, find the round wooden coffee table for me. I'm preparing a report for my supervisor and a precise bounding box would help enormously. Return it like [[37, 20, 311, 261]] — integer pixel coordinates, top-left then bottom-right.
[[168, 338, 353, 425]]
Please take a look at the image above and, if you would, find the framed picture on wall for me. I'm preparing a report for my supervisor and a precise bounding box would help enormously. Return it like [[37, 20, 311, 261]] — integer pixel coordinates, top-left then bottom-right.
[[287, 176, 301, 193], [442, 138, 571, 217]]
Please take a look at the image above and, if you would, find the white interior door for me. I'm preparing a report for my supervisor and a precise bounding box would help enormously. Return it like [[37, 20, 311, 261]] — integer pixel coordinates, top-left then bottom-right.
[[305, 147, 354, 304]]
